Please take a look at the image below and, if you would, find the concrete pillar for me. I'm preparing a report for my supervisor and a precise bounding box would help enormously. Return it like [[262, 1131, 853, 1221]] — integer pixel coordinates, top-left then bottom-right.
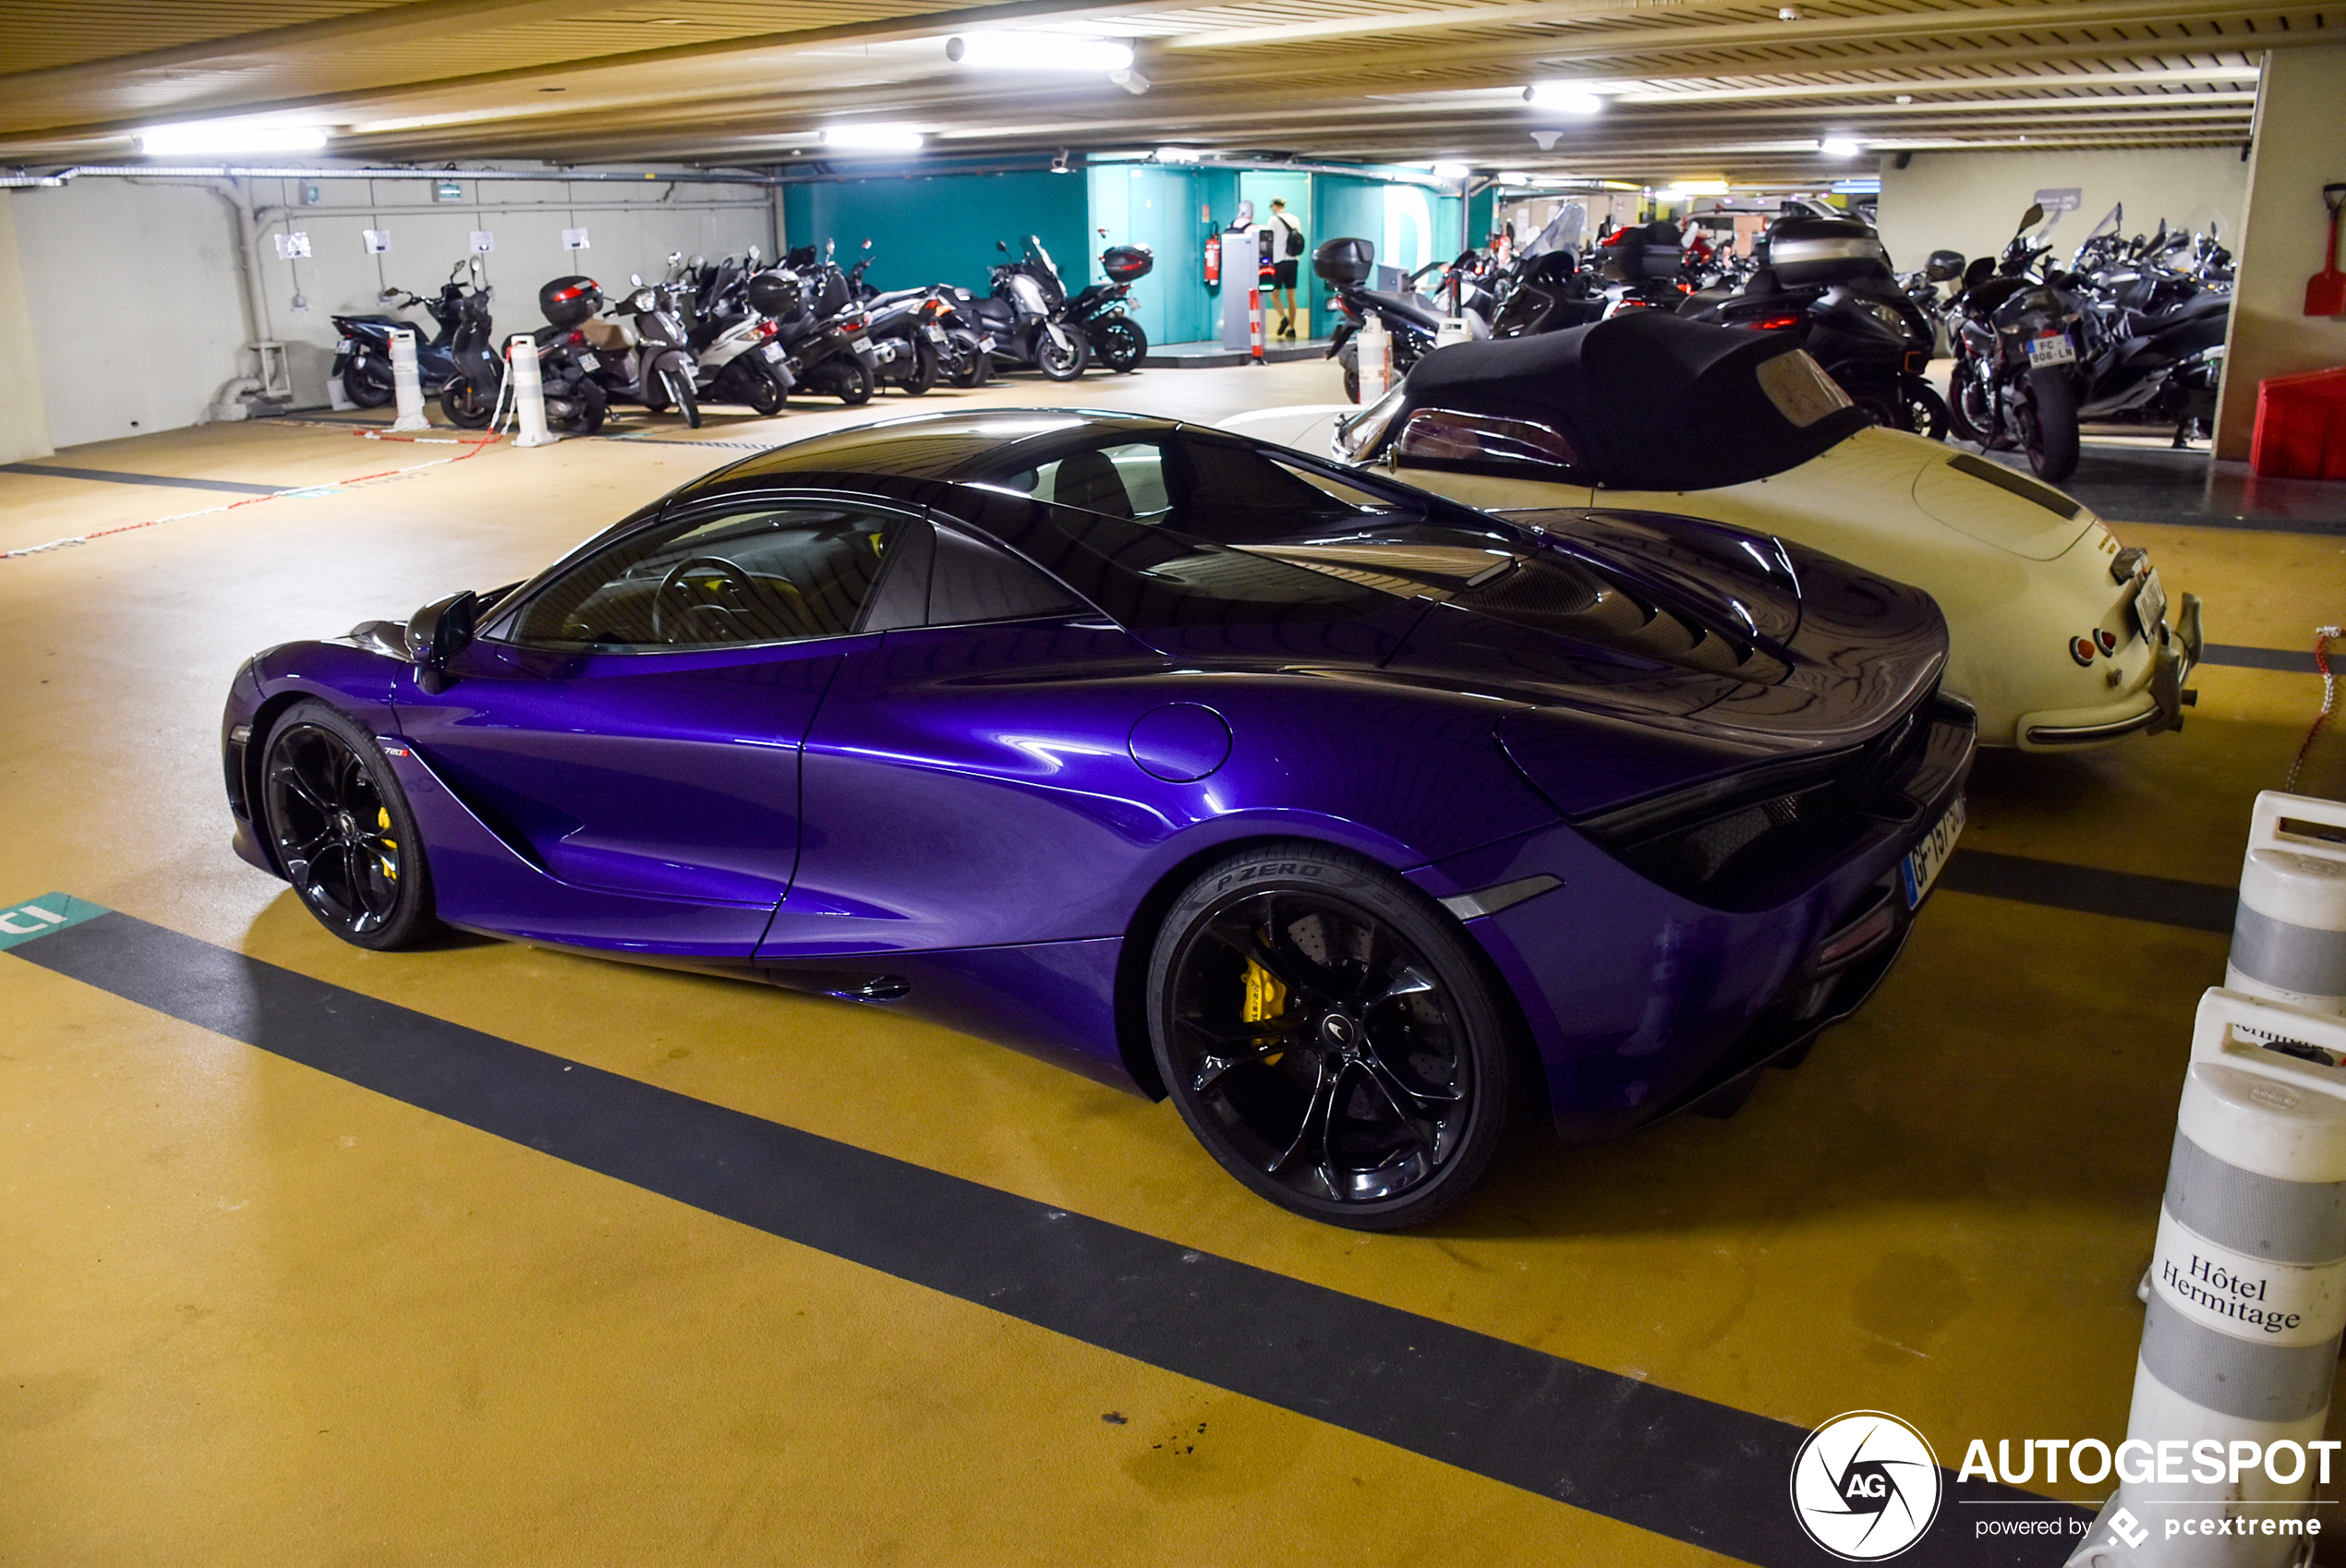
[[0, 192, 54, 463], [2214, 45, 2346, 461]]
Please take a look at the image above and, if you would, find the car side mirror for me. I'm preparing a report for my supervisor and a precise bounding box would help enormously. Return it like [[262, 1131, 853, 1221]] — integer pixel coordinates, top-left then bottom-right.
[[405, 590, 478, 693]]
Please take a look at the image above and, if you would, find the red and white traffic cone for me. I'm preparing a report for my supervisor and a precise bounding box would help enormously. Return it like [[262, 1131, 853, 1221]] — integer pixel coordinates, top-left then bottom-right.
[[1248, 288, 1264, 364]]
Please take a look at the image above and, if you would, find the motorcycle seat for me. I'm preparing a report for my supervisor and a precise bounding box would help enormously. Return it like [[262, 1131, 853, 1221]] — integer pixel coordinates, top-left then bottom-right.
[[1356, 288, 1445, 330]]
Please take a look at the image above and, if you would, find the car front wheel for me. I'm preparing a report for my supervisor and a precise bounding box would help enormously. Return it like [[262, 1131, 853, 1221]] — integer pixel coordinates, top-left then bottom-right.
[[1147, 841, 1517, 1229], [260, 699, 439, 950]]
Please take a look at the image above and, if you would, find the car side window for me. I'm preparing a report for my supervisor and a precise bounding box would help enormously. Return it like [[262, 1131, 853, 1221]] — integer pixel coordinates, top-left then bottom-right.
[[997, 432, 1408, 544], [999, 442, 1173, 522], [928, 523, 1088, 626], [507, 501, 910, 651]]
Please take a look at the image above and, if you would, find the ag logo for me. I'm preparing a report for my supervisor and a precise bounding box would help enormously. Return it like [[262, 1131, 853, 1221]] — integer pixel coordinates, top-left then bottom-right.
[[1789, 1410, 1942, 1561]]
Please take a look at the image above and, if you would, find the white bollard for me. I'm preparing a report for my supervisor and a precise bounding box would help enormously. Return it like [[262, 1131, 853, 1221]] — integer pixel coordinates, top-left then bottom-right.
[[1358, 311, 1390, 404], [505, 334, 559, 448], [387, 329, 429, 432], [2069, 988, 2346, 1568], [1435, 316, 1474, 347], [2229, 793, 2346, 1015]]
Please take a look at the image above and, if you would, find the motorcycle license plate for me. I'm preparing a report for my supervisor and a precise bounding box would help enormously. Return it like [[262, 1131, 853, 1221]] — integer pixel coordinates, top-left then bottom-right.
[[852, 336, 873, 353], [2133, 568, 2169, 645], [924, 323, 948, 343], [335, 338, 354, 354], [575, 351, 599, 370], [978, 334, 997, 353], [760, 343, 786, 362], [2027, 332, 2076, 368], [1899, 797, 1966, 911]]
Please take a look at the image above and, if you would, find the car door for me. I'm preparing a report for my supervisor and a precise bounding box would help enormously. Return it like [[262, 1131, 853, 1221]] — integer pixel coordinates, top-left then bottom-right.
[[396, 491, 922, 954]]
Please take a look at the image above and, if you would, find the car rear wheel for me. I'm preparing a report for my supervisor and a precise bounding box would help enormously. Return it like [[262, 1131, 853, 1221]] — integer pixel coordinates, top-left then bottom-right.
[[260, 700, 438, 950], [1147, 841, 1516, 1229]]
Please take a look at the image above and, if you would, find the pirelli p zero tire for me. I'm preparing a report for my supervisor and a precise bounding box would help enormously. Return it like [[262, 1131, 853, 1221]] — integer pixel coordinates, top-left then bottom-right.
[[260, 699, 439, 951], [1147, 840, 1516, 1230]]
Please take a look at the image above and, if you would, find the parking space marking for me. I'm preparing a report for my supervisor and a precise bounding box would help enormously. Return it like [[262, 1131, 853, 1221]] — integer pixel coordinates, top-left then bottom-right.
[[1941, 850, 2235, 933], [0, 462, 286, 495], [2203, 644, 2326, 674], [5, 902, 2073, 1568]]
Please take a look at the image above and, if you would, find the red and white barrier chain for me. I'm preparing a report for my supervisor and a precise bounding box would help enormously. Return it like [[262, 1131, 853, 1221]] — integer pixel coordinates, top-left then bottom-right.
[[2285, 625, 2343, 791]]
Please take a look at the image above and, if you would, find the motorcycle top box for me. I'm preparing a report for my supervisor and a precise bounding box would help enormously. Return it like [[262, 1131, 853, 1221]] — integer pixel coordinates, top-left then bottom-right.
[[1101, 244, 1155, 283], [745, 271, 803, 317], [1601, 222, 1686, 282], [539, 276, 602, 330], [1312, 236, 1374, 286], [1765, 218, 1894, 288]]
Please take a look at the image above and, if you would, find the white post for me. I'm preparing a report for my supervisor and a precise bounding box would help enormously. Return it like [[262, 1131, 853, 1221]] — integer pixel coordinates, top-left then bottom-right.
[[1358, 311, 1391, 404], [1434, 317, 1473, 348], [506, 334, 559, 448], [387, 329, 429, 432], [2227, 792, 2346, 1015]]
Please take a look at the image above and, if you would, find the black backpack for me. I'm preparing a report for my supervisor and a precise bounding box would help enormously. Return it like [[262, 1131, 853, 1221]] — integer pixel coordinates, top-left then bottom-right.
[[1279, 214, 1303, 257]]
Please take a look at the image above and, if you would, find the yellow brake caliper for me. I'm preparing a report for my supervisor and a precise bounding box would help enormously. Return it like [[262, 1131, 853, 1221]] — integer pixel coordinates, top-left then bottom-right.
[[1242, 958, 1288, 1066], [378, 806, 398, 880]]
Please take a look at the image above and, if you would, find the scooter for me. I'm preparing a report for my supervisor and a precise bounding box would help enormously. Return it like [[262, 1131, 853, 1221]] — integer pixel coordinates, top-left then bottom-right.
[[831, 242, 940, 394], [436, 279, 609, 434], [971, 236, 1088, 380], [1060, 244, 1154, 374], [582, 271, 705, 428], [757, 261, 879, 406], [1314, 236, 1444, 404], [332, 259, 473, 406], [674, 251, 794, 414]]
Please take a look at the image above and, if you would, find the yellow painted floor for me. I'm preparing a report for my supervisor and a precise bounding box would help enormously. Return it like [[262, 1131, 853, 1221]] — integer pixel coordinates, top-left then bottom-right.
[[4, 370, 2345, 1565]]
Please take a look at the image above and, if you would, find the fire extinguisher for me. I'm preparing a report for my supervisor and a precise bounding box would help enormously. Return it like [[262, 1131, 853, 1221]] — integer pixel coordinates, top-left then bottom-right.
[[1203, 226, 1220, 287]]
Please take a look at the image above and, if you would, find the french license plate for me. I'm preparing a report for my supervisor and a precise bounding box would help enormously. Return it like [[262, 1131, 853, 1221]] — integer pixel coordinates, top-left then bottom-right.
[[760, 343, 786, 362], [575, 350, 599, 370], [2133, 568, 2168, 644], [1900, 797, 1966, 910], [2027, 332, 2076, 368], [924, 323, 948, 342], [978, 334, 997, 353], [852, 335, 872, 352]]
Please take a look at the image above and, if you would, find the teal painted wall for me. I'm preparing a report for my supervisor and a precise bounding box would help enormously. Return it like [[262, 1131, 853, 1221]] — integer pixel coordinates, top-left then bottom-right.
[[1084, 164, 1234, 348], [1240, 170, 1314, 332], [782, 171, 1088, 297]]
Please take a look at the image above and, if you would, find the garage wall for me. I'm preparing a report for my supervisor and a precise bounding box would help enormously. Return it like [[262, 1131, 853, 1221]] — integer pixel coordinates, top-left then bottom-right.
[[1083, 163, 1236, 348], [1874, 147, 2249, 273], [0, 193, 54, 463], [9, 171, 775, 452], [782, 170, 1090, 303]]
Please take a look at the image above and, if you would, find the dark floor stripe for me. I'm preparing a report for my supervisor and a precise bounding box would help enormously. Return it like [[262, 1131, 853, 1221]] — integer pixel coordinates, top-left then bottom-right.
[[2078, 506, 2346, 537], [1943, 849, 2236, 933], [0, 462, 285, 496], [6, 909, 2074, 1567], [2203, 643, 2326, 674]]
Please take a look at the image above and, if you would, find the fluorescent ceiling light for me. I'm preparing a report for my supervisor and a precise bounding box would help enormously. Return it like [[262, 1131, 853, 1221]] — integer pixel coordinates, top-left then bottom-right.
[[1819, 136, 1863, 157], [822, 124, 925, 151], [138, 120, 327, 156], [1832, 177, 1881, 194], [1430, 162, 1470, 180], [1496, 170, 1532, 184], [948, 34, 1132, 71], [1153, 146, 1200, 163], [1664, 179, 1731, 198], [1523, 84, 1603, 115]]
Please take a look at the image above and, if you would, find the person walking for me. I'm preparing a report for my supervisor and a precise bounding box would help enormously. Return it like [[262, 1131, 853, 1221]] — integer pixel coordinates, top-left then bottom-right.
[[1265, 198, 1305, 339]]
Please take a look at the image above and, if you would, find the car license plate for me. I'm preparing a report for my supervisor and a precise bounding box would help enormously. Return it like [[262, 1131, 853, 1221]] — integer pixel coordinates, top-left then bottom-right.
[[2133, 568, 2168, 644], [978, 334, 997, 353], [1899, 797, 1965, 910], [760, 343, 786, 362], [576, 350, 599, 370], [2027, 332, 2076, 367]]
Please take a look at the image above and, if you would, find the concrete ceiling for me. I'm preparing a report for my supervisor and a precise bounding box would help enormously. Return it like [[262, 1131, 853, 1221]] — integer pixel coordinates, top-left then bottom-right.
[[0, 0, 2298, 185]]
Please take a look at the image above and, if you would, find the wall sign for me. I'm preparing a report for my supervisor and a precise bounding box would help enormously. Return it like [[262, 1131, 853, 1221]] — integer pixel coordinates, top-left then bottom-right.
[[562, 227, 591, 250], [362, 229, 391, 254], [435, 180, 463, 202], [272, 231, 311, 259], [2034, 187, 2083, 213], [469, 230, 495, 253]]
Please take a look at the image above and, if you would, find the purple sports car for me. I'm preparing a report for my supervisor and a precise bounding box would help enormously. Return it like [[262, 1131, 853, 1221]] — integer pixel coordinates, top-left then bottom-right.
[[222, 411, 1973, 1227]]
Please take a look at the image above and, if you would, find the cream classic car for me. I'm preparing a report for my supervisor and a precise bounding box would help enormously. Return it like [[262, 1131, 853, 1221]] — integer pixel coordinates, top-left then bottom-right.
[[1221, 314, 2201, 750]]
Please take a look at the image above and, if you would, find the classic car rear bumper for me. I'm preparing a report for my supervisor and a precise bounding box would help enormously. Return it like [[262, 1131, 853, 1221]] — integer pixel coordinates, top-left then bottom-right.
[[2015, 590, 2202, 750]]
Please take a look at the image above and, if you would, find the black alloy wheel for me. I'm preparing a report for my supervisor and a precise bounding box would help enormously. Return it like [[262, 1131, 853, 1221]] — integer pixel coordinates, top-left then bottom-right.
[[823, 356, 876, 405], [1149, 842, 1516, 1229], [343, 357, 394, 408], [1898, 376, 1951, 441], [659, 366, 702, 428], [439, 373, 494, 429], [735, 362, 784, 416], [1034, 324, 1089, 380], [260, 700, 437, 950], [897, 336, 937, 395], [2022, 366, 2080, 481], [1093, 316, 1147, 374], [553, 375, 608, 434]]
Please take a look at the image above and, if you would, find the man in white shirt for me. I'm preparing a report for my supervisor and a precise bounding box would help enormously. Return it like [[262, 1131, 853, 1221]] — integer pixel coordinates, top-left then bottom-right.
[[1266, 199, 1305, 339]]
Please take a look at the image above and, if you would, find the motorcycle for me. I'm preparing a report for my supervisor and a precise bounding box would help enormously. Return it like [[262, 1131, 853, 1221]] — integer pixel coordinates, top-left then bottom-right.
[[332, 259, 473, 407], [2061, 205, 2231, 446], [829, 241, 943, 394], [1946, 202, 2090, 479], [1060, 243, 1153, 374], [436, 276, 609, 434], [971, 236, 1088, 380], [1679, 212, 1944, 438], [671, 250, 795, 414]]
